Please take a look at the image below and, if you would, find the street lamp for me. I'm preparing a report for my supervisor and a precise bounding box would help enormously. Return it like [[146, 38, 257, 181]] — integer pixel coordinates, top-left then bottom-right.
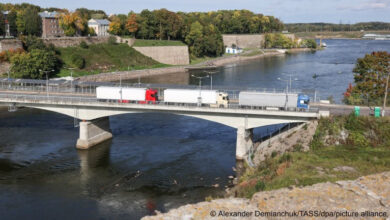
[[191, 74, 209, 107], [278, 75, 298, 110], [39, 69, 55, 97], [383, 65, 390, 117], [203, 70, 218, 90], [64, 67, 76, 93]]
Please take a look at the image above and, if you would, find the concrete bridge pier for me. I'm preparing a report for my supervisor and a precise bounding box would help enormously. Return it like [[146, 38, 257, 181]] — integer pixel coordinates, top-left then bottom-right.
[[76, 117, 113, 150], [236, 127, 254, 160]]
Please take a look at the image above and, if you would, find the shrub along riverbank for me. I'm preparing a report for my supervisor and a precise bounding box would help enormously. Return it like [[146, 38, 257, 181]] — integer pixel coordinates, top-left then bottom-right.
[[235, 114, 390, 198]]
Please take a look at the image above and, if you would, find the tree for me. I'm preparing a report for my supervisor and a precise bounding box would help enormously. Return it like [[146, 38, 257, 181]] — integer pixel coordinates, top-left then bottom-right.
[[185, 21, 204, 57], [16, 6, 42, 36], [343, 51, 390, 105], [125, 13, 138, 36], [108, 16, 122, 35], [59, 11, 86, 36], [0, 13, 5, 37], [10, 49, 58, 79], [7, 10, 17, 37]]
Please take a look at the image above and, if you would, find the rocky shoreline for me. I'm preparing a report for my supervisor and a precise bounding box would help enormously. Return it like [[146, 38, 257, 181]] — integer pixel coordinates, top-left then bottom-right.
[[142, 171, 390, 219]]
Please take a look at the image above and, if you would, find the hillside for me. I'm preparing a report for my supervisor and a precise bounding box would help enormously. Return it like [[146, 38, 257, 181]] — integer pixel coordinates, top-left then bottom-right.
[[56, 43, 169, 77]]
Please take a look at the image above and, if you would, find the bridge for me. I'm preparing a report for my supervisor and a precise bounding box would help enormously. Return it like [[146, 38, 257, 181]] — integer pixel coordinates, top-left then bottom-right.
[[0, 78, 324, 160]]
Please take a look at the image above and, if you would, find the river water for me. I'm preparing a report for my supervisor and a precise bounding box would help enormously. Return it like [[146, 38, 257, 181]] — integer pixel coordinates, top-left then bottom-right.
[[0, 39, 389, 219]]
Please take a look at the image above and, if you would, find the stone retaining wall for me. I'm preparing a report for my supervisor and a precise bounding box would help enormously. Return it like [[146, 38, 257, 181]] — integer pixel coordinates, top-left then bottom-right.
[[133, 46, 190, 65], [223, 34, 296, 49], [42, 36, 110, 48], [0, 39, 23, 52]]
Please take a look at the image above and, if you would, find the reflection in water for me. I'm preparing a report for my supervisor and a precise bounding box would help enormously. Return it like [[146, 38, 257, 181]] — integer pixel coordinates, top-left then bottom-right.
[[78, 140, 111, 194]]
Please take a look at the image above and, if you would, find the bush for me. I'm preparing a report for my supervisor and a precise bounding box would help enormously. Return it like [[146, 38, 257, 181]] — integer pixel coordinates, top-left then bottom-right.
[[10, 49, 58, 79], [70, 54, 85, 69], [255, 181, 266, 191], [79, 41, 88, 49], [302, 39, 317, 49], [108, 36, 117, 45]]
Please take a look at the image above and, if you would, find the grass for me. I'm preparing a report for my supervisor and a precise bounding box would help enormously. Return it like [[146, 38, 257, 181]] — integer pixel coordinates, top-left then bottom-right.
[[236, 115, 390, 198], [132, 39, 186, 47], [56, 43, 170, 77], [241, 49, 264, 57]]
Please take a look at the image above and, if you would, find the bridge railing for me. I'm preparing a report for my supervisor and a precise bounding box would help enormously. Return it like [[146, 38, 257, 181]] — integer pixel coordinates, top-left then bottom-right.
[[0, 93, 320, 113]]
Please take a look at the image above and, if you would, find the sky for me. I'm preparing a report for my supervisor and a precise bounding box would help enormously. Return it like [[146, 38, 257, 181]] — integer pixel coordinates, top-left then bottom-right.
[[1, 0, 390, 23]]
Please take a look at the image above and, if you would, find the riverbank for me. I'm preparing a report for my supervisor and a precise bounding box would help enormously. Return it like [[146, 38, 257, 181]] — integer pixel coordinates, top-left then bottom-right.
[[143, 115, 390, 219], [78, 49, 306, 82], [295, 30, 390, 39], [143, 171, 390, 219]]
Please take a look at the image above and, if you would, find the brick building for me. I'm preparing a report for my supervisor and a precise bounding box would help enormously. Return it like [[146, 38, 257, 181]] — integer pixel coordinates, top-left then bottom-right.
[[39, 11, 64, 38]]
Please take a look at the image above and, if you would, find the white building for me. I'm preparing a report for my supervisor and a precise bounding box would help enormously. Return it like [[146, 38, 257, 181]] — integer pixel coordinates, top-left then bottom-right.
[[225, 47, 243, 54], [88, 19, 110, 37]]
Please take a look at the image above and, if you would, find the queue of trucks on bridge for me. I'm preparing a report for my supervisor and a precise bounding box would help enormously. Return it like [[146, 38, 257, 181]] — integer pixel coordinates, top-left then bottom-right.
[[96, 86, 310, 110]]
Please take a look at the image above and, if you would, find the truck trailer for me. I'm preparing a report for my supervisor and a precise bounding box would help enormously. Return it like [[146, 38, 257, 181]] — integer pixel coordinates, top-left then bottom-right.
[[96, 86, 157, 103], [163, 89, 229, 107], [238, 91, 309, 110]]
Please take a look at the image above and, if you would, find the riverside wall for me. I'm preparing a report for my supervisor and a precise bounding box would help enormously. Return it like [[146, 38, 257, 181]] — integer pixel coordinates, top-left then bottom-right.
[[133, 46, 190, 65], [42, 36, 110, 48], [223, 34, 296, 49], [0, 39, 23, 52]]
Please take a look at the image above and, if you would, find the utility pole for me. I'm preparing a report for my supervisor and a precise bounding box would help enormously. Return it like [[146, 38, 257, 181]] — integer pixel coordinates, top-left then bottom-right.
[[191, 74, 209, 107], [383, 65, 390, 117]]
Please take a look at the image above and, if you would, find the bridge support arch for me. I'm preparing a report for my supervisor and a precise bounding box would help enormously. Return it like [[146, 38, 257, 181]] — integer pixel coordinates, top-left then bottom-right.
[[76, 117, 113, 150]]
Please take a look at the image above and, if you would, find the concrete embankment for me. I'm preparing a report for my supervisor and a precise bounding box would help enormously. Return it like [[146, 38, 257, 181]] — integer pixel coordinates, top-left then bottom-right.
[[143, 171, 390, 219]]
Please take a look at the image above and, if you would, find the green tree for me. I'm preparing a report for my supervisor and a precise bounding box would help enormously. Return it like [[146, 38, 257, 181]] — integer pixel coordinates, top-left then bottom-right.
[[185, 21, 204, 57], [10, 49, 58, 79], [16, 6, 42, 36], [0, 12, 5, 37], [344, 51, 390, 105], [7, 10, 18, 37]]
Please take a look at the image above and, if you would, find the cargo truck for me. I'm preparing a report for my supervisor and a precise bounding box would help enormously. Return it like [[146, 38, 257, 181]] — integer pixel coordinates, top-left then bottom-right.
[[238, 91, 309, 110], [96, 87, 158, 103], [163, 89, 229, 107]]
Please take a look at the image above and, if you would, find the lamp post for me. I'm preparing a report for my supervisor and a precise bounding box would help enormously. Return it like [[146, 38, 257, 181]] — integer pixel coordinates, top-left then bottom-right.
[[383, 65, 390, 117], [39, 69, 55, 97], [64, 67, 76, 93], [203, 70, 218, 90], [191, 74, 209, 107], [278, 75, 298, 110]]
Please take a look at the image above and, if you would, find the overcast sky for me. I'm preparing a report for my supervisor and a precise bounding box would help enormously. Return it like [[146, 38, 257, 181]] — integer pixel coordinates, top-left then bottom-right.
[[2, 0, 390, 23]]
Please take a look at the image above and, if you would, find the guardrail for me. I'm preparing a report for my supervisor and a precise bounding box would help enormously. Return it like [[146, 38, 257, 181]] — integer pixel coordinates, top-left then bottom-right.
[[0, 93, 319, 113]]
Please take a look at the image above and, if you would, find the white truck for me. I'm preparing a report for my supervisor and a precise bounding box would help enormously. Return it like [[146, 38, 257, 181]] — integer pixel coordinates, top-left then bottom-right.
[[163, 89, 229, 107], [96, 87, 148, 101], [239, 91, 300, 110]]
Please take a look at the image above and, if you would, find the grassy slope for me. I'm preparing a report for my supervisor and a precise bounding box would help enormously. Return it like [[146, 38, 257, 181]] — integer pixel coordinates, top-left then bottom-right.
[[56, 43, 170, 77], [237, 115, 390, 198], [133, 39, 186, 47]]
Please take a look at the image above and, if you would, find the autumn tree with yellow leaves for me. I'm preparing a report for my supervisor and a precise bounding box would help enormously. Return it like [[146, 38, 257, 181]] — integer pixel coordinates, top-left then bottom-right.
[[59, 11, 87, 36]]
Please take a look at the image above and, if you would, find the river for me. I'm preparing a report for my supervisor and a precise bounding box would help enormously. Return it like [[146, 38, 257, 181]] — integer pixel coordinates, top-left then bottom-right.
[[0, 39, 389, 219]]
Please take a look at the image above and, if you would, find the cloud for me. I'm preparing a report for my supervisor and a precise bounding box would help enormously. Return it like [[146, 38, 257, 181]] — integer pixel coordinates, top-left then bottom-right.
[[338, 0, 389, 10]]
